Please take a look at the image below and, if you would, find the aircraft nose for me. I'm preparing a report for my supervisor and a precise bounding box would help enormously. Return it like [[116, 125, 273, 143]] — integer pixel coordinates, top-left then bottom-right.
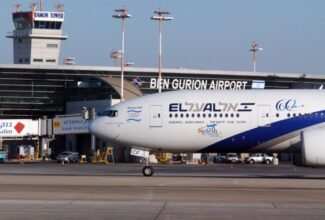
[[89, 117, 106, 139], [89, 117, 119, 141]]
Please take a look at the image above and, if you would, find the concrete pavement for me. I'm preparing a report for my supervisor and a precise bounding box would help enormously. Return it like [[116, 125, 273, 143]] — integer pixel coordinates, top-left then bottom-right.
[[0, 163, 324, 219]]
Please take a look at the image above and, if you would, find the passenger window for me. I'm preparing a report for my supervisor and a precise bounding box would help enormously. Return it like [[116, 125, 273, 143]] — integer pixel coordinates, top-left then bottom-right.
[[236, 113, 239, 118], [186, 113, 189, 118], [225, 113, 228, 118], [169, 114, 172, 118], [231, 113, 234, 118], [287, 113, 291, 118], [214, 113, 217, 118], [276, 113, 279, 118], [220, 114, 223, 118], [208, 114, 212, 118], [197, 113, 200, 118], [203, 114, 206, 118], [192, 113, 195, 118], [175, 114, 178, 118]]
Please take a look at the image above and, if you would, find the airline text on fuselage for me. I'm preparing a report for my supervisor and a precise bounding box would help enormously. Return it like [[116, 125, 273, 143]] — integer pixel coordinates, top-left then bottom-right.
[[169, 102, 255, 112]]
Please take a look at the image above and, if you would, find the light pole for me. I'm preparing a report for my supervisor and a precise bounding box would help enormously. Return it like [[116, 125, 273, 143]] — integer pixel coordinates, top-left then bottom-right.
[[151, 9, 173, 93], [250, 41, 263, 72], [113, 6, 131, 101]]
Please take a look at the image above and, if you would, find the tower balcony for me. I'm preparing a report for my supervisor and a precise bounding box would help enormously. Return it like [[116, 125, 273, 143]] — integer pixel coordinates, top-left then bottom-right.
[[6, 29, 68, 40]]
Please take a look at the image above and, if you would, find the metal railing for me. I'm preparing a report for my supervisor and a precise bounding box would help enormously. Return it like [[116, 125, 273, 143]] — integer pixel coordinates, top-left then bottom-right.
[[6, 30, 68, 39]]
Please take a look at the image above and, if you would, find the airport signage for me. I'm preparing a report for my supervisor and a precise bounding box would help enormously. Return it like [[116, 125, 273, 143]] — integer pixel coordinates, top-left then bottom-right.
[[33, 11, 65, 22], [53, 116, 90, 135], [0, 120, 39, 137], [149, 78, 249, 90]]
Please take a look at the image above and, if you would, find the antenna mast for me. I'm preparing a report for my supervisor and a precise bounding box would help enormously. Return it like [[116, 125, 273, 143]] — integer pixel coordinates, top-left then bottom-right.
[[39, 0, 43, 11], [15, 4, 22, 12], [55, 4, 64, 12], [30, 2, 38, 12]]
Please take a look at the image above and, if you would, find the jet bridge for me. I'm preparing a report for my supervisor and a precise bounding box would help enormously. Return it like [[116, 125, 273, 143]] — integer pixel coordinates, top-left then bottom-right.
[[0, 115, 91, 159], [0, 118, 53, 158], [0, 118, 54, 144]]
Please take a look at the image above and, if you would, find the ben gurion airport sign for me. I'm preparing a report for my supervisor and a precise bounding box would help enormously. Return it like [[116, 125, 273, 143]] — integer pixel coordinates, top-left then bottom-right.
[[137, 78, 265, 90]]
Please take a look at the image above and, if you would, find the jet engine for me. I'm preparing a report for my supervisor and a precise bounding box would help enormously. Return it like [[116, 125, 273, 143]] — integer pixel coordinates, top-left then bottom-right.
[[301, 128, 325, 166]]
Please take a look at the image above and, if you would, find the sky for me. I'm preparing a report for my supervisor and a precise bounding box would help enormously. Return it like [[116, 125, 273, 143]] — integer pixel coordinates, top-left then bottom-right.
[[0, 0, 325, 74]]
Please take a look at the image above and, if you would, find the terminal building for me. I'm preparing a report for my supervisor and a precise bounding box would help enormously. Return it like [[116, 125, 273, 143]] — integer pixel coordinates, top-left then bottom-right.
[[1, 64, 325, 119], [1, 2, 325, 161]]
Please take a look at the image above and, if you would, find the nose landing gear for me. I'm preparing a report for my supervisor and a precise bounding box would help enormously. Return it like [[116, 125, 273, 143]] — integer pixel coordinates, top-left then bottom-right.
[[142, 165, 154, 177], [131, 147, 155, 177]]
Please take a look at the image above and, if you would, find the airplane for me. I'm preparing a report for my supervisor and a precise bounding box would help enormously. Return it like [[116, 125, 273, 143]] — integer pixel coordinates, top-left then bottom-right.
[[89, 90, 325, 176]]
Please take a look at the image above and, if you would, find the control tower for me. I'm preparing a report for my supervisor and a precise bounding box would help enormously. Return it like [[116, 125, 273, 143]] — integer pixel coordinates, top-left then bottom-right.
[[7, 2, 67, 65]]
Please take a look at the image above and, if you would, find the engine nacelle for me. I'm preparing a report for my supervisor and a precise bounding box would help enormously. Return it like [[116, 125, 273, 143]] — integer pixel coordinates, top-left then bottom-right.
[[301, 128, 325, 166]]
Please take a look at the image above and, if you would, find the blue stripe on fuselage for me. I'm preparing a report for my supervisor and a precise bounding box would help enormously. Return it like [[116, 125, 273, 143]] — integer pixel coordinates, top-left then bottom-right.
[[199, 110, 325, 153]]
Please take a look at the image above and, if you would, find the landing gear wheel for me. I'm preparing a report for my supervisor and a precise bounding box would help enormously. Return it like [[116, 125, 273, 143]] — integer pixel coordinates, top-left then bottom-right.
[[142, 166, 154, 177]]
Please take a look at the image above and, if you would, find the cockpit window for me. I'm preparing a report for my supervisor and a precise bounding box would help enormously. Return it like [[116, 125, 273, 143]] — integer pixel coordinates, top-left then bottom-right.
[[103, 110, 118, 117]]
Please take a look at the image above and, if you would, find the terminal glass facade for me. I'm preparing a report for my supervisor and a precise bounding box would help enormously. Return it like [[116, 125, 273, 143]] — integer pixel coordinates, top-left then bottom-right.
[[0, 68, 120, 119], [1, 66, 325, 119]]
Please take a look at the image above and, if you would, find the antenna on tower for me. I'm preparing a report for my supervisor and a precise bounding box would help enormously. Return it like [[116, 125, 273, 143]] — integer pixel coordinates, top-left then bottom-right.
[[39, 0, 43, 11], [30, 2, 38, 12], [55, 3, 64, 12], [15, 4, 22, 12]]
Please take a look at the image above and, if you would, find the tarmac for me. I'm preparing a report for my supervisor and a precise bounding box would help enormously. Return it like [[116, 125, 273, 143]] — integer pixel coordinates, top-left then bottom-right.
[[0, 163, 324, 220]]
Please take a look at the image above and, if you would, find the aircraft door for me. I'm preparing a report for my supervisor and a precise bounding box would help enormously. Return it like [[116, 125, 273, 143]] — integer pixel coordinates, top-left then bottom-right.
[[257, 105, 271, 127], [149, 105, 163, 127]]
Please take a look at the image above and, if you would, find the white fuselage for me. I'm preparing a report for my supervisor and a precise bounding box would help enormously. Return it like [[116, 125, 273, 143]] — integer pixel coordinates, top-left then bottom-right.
[[89, 90, 325, 153]]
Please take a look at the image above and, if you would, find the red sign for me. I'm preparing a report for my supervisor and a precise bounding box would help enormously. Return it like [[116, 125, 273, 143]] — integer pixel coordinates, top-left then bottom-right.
[[14, 122, 25, 134]]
